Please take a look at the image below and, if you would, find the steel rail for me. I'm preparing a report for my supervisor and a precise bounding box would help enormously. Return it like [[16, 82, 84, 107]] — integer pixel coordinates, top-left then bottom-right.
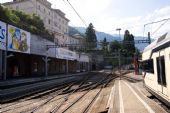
[[29, 74, 91, 113], [52, 74, 113, 113], [1, 81, 76, 113]]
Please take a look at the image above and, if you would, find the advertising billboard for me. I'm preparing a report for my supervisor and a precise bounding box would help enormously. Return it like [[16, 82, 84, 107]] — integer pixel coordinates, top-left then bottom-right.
[[56, 48, 76, 60], [0, 21, 7, 50], [8, 25, 30, 53]]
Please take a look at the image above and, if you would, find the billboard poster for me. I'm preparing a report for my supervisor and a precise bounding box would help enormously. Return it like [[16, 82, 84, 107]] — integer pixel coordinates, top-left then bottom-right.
[[0, 21, 7, 50], [8, 25, 30, 53], [56, 48, 76, 60]]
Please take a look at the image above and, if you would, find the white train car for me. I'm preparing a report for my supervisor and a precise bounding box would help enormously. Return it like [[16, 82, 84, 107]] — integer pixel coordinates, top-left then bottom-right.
[[142, 32, 170, 107]]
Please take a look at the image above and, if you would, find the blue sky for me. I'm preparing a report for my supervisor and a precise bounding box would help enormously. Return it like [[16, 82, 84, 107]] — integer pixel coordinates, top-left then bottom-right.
[[109, 0, 170, 17], [1, 0, 170, 38]]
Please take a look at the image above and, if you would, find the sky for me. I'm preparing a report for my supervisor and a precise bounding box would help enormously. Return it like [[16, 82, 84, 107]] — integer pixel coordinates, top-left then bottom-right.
[[1, 0, 170, 38]]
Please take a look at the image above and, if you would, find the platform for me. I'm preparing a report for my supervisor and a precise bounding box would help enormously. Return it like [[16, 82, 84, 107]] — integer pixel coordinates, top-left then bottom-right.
[[108, 73, 167, 113], [0, 72, 88, 89]]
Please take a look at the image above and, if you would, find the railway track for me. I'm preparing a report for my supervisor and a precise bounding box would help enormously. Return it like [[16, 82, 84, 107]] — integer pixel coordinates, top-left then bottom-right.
[[1, 82, 76, 113], [29, 73, 109, 113], [48, 74, 116, 113], [28, 75, 91, 113], [1, 72, 115, 113], [1, 74, 91, 113]]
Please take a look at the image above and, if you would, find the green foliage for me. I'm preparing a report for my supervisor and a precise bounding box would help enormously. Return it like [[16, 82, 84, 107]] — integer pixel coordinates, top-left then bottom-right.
[[85, 23, 97, 50], [0, 5, 54, 41], [110, 40, 122, 52], [101, 37, 109, 55], [122, 30, 135, 56], [101, 37, 108, 53], [68, 26, 82, 35], [135, 48, 142, 58]]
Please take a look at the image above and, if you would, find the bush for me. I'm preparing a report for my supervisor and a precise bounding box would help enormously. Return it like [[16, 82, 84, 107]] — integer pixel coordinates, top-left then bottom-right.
[[0, 5, 54, 41]]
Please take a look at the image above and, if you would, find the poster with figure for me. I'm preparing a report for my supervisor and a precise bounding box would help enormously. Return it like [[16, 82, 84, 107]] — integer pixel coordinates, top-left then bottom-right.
[[8, 25, 30, 53], [0, 21, 7, 50]]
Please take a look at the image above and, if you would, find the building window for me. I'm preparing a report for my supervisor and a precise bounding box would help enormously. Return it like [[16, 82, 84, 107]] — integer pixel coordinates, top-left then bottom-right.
[[49, 11, 50, 15], [54, 22, 57, 27], [142, 59, 154, 73], [44, 8, 46, 13], [16, 6, 19, 10], [156, 56, 166, 86], [38, 5, 40, 10], [48, 19, 50, 24]]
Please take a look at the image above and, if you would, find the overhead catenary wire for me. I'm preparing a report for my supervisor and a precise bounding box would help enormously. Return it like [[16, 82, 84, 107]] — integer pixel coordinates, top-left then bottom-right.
[[63, 0, 87, 27], [151, 19, 170, 37], [144, 17, 170, 26], [143, 17, 170, 39]]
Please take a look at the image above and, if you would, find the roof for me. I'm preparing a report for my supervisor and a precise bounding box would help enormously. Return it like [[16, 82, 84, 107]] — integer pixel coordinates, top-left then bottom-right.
[[53, 9, 70, 22], [143, 32, 170, 52], [3, 0, 29, 5], [3, 0, 52, 9]]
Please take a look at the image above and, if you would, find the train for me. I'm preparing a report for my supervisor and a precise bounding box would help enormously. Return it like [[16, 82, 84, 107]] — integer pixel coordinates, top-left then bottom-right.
[[142, 32, 170, 107]]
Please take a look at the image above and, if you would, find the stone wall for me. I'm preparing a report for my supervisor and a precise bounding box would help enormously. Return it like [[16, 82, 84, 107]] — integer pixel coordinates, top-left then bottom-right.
[[30, 34, 56, 58]]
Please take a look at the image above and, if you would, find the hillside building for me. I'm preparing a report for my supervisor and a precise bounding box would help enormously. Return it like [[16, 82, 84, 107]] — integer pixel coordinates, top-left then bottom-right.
[[3, 0, 69, 45]]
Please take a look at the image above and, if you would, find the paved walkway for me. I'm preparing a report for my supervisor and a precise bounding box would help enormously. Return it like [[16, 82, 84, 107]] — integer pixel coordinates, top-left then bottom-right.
[[108, 73, 167, 113]]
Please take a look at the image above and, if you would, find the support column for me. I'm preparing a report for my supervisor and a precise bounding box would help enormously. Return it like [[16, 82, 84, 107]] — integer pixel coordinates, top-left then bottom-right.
[[3, 50, 7, 80], [45, 54, 48, 77], [66, 59, 68, 74], [88, 62, 90, 72], [0, 50, 2, 79], [44, 47, 48, 78]]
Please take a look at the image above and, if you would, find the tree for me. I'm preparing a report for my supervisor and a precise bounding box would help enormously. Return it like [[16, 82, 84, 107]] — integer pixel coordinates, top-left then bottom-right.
[[110, 40, 121, 52], [102, 37, 108, 52], [122, 30, 135, 56], [85, 23, 97, 50]]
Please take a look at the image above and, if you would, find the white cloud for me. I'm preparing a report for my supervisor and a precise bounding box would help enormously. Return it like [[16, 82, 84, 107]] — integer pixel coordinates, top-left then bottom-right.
[[143, 6, 170, 38], [1, 0, 170, 38], [100, 5, 170, 38], [48, 0, 112, 27]]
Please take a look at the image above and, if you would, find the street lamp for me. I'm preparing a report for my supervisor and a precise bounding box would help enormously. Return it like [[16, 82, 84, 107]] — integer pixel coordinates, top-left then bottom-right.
[[116, 28, 121, 79], [116, 28, 121, 40]]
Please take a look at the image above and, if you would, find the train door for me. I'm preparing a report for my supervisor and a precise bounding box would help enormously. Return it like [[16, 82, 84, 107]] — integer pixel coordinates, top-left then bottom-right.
[[156, 50, 168, 96]]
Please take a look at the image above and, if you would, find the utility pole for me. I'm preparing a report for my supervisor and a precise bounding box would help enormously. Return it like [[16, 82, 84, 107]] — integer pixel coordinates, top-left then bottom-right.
[[148, 32, 151, 44], [116, 28, 122, 79], [118, 50, 121, 79]]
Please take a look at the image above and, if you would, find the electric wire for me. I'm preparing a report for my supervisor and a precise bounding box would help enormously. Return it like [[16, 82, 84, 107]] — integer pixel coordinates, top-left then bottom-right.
[[151, 19, 170, 37], [63, 0, 87, 27], [143, 17, 170, 39]]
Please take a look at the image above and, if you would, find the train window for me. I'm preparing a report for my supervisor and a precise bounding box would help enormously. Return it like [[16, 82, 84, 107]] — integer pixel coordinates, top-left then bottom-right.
[[142, 59, 154, 73], [156, 56, 166, 86]]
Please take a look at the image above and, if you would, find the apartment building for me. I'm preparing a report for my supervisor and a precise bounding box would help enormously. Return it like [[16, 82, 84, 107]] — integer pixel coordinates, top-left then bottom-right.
[[66, 34, 85, 51], [3, 0, 69, 45]]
